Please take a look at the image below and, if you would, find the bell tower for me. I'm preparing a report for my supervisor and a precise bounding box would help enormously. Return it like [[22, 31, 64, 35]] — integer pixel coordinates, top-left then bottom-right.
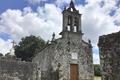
[[60, 0, 82, 38]]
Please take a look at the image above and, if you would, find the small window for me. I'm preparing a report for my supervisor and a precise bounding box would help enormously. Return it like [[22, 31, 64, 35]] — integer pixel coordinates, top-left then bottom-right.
[[67, 26, 70, 31], [74, 17, 78, 26], [71, 8, 73, 12], [68, 16, 72, 25], [71, 52, 78, 59], [73, 26, 77, 32]]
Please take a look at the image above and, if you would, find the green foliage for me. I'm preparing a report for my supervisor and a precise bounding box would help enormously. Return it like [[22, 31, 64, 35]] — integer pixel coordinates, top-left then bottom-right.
[[94, 64, 102, 76], [0, 53, 3, 57], [15, 35, 46, 62]]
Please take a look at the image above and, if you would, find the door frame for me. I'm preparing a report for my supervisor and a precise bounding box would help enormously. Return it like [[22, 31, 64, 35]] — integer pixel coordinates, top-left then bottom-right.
[[70, 64, 79, 80]]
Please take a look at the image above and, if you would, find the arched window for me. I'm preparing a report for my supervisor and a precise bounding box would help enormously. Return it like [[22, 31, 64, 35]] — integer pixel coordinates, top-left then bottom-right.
[[71, 8, 73, 12], [68, 16, 72, 25], [74, 17, 78, 26], [67, 26, 70, 31], [73, 26, 77, 32]]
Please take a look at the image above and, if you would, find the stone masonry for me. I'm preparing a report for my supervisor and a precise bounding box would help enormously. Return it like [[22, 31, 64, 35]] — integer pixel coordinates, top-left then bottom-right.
[[33, 1, 94, 80], [98, 31, 120, 80], [0, 56, 37, 80], [0, 1, 94, 80]]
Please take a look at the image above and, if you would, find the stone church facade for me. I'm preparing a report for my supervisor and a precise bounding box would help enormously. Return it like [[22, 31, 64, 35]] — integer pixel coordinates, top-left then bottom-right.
[[98, 31, 120, 80], [33, 1, 94, 80], [0, 1, 94, 80]]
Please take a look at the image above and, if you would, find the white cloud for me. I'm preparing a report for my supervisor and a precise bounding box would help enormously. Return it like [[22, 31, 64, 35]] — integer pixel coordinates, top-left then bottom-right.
[[113, 8, 120, 24], [0, 38, 12, 55], [27, 0, 47, 5], [80, 0, 120, 64], [55, 0, 71, 7], [0, 5, 62, 42], [78, 0, 120, 45], [0, 4, 62, 54]]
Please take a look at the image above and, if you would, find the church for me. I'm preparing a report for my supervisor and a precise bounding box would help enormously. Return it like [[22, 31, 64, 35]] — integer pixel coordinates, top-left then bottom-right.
[[33, 1, 94, 80]]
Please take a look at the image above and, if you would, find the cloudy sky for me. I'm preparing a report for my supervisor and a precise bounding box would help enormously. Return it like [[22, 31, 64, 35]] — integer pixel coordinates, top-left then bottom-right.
[[0, 0, 120, 64]]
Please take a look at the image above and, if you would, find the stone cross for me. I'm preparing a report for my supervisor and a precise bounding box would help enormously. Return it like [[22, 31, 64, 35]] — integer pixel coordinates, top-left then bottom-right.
[[11, 40, 16, 48], [10, 40, 16, 56]]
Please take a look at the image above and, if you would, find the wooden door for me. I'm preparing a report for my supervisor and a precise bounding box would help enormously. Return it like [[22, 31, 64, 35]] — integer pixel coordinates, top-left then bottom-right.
[[70, 64, 78, 80]]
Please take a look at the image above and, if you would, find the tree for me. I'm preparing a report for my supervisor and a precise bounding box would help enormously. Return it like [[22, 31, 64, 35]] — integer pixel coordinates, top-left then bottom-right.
[[94, 64, 102, 76], [0, 53, 3, 57], [15, 35, 46, 62]]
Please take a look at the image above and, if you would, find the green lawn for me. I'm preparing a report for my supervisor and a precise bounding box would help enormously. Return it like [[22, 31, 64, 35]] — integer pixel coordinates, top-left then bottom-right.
[[94, 77, 101, 80]]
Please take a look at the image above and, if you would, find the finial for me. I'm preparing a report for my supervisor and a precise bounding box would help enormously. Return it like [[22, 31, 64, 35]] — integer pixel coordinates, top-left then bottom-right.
[[88, 39, 91, 44], [68, 0, 76, 11], [70, 0, 73, 3], [64, 5, 66, 10], [52, 32, 55, 41], [46, 40, 50, 44], [70, 0, 74, 7]]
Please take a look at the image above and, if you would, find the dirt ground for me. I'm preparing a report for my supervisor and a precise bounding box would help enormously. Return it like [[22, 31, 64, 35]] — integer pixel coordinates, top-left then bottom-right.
[[94, 77, 101, 80]]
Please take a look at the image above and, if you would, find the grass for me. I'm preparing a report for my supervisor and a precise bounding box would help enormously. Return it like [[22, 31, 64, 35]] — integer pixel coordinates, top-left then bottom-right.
[[94, 76, 101, 80]]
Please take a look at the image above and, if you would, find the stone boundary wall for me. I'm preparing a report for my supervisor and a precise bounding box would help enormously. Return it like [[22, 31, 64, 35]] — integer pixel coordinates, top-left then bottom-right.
[[0, 59, 37, 80], [98, 31, 120, 80]]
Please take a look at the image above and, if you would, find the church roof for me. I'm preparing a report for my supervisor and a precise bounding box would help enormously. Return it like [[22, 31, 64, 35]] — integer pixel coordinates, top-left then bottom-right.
[[63, 0, 79, 13]]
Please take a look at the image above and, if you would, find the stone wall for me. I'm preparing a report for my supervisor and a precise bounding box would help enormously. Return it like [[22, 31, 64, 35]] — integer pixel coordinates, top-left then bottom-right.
[[98, 31, 120, 80], [0, 57, 37, 80], [33, 37, 94, 80], [33, 43, 56, 80], [81, 40, 94, 79]]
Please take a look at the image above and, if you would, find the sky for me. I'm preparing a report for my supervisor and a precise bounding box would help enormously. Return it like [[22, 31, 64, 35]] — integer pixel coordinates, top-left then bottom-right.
[[0, 0, 120, 64]]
